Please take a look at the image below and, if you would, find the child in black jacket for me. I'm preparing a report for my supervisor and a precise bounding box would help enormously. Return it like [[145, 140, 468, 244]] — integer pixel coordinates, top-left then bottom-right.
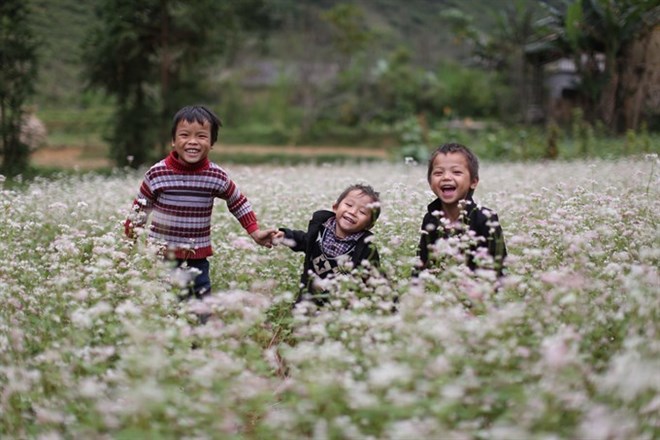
[[418, 143, 506, 276], [274, 184, 381, 305]]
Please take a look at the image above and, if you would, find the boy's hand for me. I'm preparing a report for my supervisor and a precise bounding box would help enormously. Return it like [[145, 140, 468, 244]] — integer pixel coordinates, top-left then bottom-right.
[[272, 230, 297, 248], [124, 218, 136, 239], [250, 228, 277, 248], [272, 230, 285, 245]]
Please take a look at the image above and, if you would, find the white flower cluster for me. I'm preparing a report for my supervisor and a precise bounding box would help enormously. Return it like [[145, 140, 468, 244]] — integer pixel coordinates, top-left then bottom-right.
[[0, 157, 657, 438]]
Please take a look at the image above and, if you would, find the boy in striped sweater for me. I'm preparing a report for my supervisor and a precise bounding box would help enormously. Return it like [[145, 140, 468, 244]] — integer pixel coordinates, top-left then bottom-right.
[[125, 105, 275, 302]]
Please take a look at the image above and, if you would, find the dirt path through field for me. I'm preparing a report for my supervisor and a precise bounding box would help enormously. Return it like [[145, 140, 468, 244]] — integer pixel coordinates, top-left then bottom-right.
[[31, 147, 112, 169], [31, 144, 389, 169]]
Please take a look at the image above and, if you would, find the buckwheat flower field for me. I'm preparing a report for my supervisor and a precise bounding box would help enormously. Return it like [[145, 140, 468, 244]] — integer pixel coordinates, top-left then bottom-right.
[[1, 156, 658, 439]]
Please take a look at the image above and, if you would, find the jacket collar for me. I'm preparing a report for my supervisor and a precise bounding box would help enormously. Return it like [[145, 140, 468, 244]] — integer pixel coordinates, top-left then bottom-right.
[[165, 151, 210, 172], [322, 216, 365, 242], [427, 196, 477, 217]]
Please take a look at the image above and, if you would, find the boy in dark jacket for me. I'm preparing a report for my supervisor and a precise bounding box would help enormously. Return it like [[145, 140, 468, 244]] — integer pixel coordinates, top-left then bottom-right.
[[418, 143, 506, 276], [274, 184, 381, 305]]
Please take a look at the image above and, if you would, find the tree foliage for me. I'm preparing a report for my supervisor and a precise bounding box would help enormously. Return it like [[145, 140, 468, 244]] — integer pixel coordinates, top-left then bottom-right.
[[439, 1, 545, 122], [295, 5, 449, 135], [538, 0, 660, 131], [82, 0, 271, 167], [439, 0, 659, 130], [322, 3, 374, 64], [0, 0, 38, 176]]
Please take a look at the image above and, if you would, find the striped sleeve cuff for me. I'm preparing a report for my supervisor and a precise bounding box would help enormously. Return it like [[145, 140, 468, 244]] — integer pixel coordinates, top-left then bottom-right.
[[239, 211, 258, 234]]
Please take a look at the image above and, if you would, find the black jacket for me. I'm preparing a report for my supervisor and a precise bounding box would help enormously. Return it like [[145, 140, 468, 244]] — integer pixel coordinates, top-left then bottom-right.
[[418, 197, 506, 275], [280, 210, 380, 303]]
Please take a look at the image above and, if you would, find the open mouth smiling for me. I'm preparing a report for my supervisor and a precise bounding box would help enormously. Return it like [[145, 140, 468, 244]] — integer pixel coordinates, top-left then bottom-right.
[[441, 184, 456, 195]]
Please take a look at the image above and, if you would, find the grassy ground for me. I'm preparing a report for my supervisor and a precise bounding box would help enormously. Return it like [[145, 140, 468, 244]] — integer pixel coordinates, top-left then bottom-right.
[[28, 102, 660, 171]]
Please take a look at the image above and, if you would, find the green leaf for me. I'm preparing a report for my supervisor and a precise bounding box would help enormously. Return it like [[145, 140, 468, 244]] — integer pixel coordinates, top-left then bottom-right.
[[565, 0, 584, 49]]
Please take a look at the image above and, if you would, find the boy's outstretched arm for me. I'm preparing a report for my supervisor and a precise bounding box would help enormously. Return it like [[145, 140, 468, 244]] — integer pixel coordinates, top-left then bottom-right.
[[273, 228, 307, 252], [250, 228, 277, 248]]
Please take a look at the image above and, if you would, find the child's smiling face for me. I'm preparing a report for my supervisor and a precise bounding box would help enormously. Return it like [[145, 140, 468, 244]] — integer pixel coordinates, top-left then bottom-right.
[[429, 152, 478, 207], [172, 119, 213, 165], [332, 190, 376, 238]]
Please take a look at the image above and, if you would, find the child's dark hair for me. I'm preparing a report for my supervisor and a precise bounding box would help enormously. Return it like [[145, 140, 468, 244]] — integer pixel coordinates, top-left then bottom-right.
[[336, 183, 381, 228], [427, 143, 480, 183], [171, 105, 223, 145]]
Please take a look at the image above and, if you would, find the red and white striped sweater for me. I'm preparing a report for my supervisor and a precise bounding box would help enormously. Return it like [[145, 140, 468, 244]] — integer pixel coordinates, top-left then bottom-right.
[[124, 151, 258, 259]]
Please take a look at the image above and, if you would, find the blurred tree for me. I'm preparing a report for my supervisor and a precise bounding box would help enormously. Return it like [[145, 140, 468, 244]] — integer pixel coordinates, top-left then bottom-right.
[[439, 0, 545, 123], [322, 3, 374, 68], [0, 0, 39, 176], [538, 0, 659, 131], [264, 2, 382, 142], [83, 0, 271, 167], [304, 3, 379, 134], [372, 48, 433, 123]]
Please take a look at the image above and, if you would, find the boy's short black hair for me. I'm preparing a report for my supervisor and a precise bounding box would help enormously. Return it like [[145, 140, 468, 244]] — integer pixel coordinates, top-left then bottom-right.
[[427, 142, 480, 182], [171, 105, 223, 145], [335, 183, 381, 229]]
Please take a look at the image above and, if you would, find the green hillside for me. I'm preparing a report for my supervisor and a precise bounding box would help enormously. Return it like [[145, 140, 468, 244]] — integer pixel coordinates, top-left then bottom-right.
[[23, 0, 552, 153], [28, 0, 511, 107]]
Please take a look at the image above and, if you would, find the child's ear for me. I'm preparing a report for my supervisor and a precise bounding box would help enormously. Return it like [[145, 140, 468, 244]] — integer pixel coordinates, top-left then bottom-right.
[[470, 178, 479, 189], [332, 203, 338, 213]]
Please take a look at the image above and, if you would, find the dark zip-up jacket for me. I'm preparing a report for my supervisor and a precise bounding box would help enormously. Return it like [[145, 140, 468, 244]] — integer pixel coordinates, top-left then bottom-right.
[[280, 210, 380, 303], [418, 197, 506, 275]]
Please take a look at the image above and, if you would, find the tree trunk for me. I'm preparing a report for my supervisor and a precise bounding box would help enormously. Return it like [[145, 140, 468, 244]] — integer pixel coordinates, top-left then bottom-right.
[[0, 100, 6, 158], [160, 0, 171, 157], [1, 107, 29, 175], [621, 26, 660, 131], [597, 50, 619, 131]]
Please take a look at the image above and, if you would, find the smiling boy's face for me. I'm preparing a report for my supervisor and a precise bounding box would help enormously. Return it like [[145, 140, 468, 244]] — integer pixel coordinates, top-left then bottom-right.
[[332, 190, 375, 239], [172, 119, 212, 165], [429, 152, 478, 208]]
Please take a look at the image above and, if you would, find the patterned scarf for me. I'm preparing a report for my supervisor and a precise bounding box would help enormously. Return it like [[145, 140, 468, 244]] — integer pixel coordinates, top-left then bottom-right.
[[321, 217, 364, 258]]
